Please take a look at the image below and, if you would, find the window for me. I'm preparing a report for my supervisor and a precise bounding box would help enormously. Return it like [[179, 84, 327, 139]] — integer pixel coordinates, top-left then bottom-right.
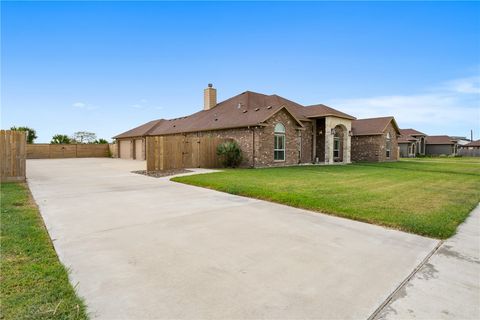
[[386, 132, 391, 158], [274, 123, 285, 161], [333, 135, 340, 158]]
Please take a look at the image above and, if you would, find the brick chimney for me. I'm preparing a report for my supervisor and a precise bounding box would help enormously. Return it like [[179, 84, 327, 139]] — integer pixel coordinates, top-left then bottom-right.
[[204, 83, 217, 111]]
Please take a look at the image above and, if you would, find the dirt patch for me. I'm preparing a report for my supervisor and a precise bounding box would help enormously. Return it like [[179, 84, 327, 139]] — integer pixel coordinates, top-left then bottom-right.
[[132, 169, 192, 178]]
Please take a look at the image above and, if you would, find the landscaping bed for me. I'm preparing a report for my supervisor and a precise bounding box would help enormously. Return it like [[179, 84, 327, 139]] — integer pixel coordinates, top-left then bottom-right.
[[132, 169, 192, 178], [0, 183, 88, 319], [172, 158, 480, 238]]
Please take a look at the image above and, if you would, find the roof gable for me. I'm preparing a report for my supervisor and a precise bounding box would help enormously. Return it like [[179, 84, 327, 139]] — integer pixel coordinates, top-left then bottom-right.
[[113, 119, 164, 139], [400, 128, 426, 136], [352, 116, 400, 136]]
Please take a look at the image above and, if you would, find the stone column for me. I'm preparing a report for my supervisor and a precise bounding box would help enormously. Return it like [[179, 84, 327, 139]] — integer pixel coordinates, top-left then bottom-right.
[[324, 117, 334, 164]]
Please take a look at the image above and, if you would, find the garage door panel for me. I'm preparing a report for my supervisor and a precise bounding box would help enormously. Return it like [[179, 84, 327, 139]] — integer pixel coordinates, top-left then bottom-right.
[[135, 139, 144, 160], [119, 140, 132, 159]]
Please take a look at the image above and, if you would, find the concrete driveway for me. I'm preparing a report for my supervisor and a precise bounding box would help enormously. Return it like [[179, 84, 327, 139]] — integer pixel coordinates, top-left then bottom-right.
[[27, 158, 438, 319]]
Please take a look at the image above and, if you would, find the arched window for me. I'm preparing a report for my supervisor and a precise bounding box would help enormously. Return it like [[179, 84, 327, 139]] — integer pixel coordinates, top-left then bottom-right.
[[386, 132, 391, 158], [274, 123, 286, 161]]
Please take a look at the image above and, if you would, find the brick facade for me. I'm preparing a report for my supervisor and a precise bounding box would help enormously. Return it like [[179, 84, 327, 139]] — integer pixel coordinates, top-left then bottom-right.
[[169, 109, 311, 168], [351, 122, 399, 162]]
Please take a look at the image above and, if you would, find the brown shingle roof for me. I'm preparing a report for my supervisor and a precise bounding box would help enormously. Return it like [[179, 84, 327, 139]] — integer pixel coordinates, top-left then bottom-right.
[[113, 119, 164, 139], [114, 91, 356, 138], [398, 136, 418, 143], [400, 128, 426, 136], [146, 91, 354, 136], [463, 139, 480, 147], [425, 135, 456, 145], [352, 116, 400, 136]]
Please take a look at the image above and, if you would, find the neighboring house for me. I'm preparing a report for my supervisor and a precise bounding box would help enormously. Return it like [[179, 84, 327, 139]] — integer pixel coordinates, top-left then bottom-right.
[[398, 128, 427, 157], [351, 117, 400, 162], [114, 84, 357, 167], [425, 135, 458, 156], [450, 136, 471, 146], [458, 140, 480, 157], [460, 139, 480, 149]]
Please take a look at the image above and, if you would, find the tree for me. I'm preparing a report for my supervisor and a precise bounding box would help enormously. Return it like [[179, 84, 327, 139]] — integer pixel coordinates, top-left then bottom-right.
[[216, 141, 243, 168], [10, 126, 37, 144], [73, 131, 96, 144], [51, 134, 72, 144], [94, 138, 109, 144]]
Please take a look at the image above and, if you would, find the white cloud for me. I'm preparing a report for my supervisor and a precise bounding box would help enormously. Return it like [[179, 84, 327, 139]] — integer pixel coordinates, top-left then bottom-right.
[[326, 76, 480, 135], [72, 102, 86, 108], [72, 101, 98, 110], [140, 99, 148, 103], [131, 104, 143, 109], [443, 76, 480, 94]]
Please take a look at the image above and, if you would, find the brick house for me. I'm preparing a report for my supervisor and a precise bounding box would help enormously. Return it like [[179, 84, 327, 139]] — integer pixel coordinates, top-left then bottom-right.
[[350, 117, 400, 162], [114, 85, 398, 167], [398, 128, 427, 157]]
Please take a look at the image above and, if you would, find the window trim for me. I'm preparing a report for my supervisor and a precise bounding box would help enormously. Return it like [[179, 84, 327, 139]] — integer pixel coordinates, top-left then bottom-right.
[[274, 123, 286, 161], [386, 132, 391, 159]]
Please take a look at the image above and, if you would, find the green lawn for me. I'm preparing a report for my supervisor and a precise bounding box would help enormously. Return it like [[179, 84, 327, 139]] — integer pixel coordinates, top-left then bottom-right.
[[172, 157, 480, 239], [1, 183, 88, 319]]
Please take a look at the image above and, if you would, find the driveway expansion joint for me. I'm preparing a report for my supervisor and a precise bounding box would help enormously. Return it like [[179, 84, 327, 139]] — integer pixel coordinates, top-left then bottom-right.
[[369, 239, 444, 320]]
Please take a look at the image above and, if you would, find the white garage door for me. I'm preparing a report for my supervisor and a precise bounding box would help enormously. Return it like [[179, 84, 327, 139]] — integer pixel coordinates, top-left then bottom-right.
[[119, 140, 132, 159], [135, 139, 144, 160]]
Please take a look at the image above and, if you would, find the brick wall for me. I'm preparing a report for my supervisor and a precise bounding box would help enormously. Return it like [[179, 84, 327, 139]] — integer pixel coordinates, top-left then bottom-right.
[[254, 109, 302, 167], [351, 122, 399, 162], [177, 109, 310, 168]]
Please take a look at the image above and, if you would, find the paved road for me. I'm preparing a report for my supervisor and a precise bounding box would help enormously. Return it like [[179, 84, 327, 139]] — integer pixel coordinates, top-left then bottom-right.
[[27, 158, 438, 319], [377, 205, 480, 319]]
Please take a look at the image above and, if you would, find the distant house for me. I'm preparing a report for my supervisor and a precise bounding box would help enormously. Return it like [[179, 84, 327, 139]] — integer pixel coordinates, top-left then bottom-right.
[[398, 128, 426, 157], [351, 116, 400, 162], [425, 135, 458, 156], [458, 140, 480, 157], [461, 139, 480, 149], [450, 136, 472, 147]]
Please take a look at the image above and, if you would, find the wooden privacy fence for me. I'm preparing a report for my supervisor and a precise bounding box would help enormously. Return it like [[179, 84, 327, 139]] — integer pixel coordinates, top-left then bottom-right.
[[27, 144, 109, 159], [458, 149, 480, 157], [0, 130, 27, 182], [146, 136, 232, 171]]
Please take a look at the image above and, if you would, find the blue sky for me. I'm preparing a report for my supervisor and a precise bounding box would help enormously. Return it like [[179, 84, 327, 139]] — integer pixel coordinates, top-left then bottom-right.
[[2, 1, 479, 142]]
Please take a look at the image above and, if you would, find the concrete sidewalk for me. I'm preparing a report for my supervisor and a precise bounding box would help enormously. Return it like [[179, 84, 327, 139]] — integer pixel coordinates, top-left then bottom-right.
[[27, 158, 439, 319], [377, 205, 480, 319]]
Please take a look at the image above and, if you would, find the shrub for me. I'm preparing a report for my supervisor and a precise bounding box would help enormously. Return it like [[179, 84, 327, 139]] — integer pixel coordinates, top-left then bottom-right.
[[216, 141, 242, 168], [10, 126, 37, 143], [51, 134, 72, 144]]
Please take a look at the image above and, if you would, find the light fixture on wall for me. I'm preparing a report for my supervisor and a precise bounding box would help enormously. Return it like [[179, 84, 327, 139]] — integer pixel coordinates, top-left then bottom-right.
[[331, 128, 336, 135], [349, 130, 353, 136], [318, 130, 323, 135]]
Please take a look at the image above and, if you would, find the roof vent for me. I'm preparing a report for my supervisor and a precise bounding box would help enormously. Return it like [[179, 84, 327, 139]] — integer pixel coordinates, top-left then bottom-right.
[[255, 107, 260, 111], [242, 110, 248, 113], [214, 118, 218, 121], [267, 105, 272, 109], [237, 103, 242, 109], [173, 125, 176, 127]]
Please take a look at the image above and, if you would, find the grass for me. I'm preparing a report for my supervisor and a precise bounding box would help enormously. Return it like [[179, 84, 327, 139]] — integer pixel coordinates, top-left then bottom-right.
[[0, 182, 88, 320], [172, 157, 480, 239]]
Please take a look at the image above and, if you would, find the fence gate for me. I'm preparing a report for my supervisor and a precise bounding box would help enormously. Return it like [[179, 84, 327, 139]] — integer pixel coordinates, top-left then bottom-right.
[[146, 135, 232, 171], [0, 130, 27, 182]]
